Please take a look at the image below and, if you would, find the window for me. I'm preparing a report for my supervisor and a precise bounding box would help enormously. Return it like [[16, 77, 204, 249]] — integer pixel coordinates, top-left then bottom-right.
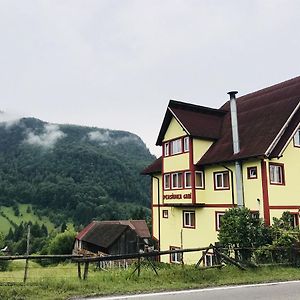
[[164, 174, 170, 190], [170, 246, 182, 264], [183, 137, 189, 152], [215, 212, 225, 231], [183, 211, 195, 228], [162, 210, 168, 218], [172, 172, 183, 189], [247, 167, 257, 179], [171, 139, 182, 155], [269, 163, 285, 185], [204, 253, 215, 267], [251, 211, 259, 219], [164, 142, 169, 156], [214, 171, 230, 190], [184, 172, 191, 188], [195, 171, 204, 188], [294, 129, 300, 147]]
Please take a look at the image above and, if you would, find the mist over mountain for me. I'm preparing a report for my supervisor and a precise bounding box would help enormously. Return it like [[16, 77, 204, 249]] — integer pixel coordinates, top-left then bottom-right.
[[0, 117, 155, 227]]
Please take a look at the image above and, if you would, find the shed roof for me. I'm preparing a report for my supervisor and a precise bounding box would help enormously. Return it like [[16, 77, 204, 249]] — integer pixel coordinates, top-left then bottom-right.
[[76, 220, 150, 248]]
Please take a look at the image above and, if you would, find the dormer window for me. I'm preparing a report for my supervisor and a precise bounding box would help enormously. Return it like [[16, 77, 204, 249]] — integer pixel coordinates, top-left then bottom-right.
[[294, 129, 300, 147]]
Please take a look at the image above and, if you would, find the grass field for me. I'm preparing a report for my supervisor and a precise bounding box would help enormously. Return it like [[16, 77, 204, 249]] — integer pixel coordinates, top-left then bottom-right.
[[1, 260, 300, 300], [0, 204, 55, 235]]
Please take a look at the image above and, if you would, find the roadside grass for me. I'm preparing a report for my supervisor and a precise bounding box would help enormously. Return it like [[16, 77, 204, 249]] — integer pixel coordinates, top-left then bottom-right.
[[1, 261, 300, 300]]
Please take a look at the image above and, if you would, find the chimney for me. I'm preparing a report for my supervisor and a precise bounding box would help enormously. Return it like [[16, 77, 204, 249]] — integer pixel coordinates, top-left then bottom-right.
[[228, 91, 240, 154], [227, 91, 244, 207]]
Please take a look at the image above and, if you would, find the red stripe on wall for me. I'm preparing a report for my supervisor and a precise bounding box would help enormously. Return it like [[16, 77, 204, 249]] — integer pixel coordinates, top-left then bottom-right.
[[261, 160, 271, 225], [152, 203, 235, 208], [269, 206, 300, 209], [189, 137, 196, 204]]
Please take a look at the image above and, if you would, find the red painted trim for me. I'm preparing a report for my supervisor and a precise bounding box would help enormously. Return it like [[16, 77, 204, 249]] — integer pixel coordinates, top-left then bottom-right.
[[152, 203, 235, 208], [269, 205, 300, 209], [162, 136, 189, 157], [204, 204, 236, 208], [183, 210, 196, 229], [213, 171, 230, 190], [151, 178, 154, 239], [261, 160, 271, 225], [189, 137, 196, 204], [247, 166, 258, 179], [269, 162, 285, 186]]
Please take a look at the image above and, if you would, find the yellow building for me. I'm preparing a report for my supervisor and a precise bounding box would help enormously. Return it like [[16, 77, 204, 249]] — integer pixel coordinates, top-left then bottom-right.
[[142, 76, 300, 265]]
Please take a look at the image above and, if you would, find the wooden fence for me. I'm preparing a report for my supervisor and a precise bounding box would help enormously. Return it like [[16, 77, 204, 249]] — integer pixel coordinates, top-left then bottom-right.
[[1, 244, 300, 282]]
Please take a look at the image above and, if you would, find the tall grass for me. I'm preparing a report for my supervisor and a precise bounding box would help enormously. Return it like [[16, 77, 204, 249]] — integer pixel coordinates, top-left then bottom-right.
[[1, 261, 300, 300]]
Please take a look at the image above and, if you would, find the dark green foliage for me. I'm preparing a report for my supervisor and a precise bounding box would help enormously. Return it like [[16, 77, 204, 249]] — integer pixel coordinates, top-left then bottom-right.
[[0, 118, 155, 227], [5, 221, 49, 254], [48, 229, 76, 255], [218, 207, 271, 248], [0, 233, 9, 271]]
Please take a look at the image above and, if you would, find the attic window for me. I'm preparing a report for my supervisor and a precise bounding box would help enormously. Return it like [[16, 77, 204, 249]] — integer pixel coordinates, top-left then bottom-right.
[[294, 129, 300, 147], [164, 142, 170, 156], [183, 137, 189, 152], [171, 139, 182, 155]]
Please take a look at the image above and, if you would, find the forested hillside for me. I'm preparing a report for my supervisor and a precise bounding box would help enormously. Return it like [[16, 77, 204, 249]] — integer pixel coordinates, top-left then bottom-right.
[[0, 117, 155, 228]]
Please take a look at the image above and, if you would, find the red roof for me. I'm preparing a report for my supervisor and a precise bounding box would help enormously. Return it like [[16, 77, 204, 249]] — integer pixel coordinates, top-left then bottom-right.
[[156, 100, 226, 145], [144, 76, 300, 172], [141, 156, 162, 175], [76, 220, 151, 242]]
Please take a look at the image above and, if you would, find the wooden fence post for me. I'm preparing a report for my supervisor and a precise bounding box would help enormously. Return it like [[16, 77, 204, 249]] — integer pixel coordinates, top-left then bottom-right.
[[77, 262, 82, 279], [23, 225, 31, 283], [83, 262, 89, 280]]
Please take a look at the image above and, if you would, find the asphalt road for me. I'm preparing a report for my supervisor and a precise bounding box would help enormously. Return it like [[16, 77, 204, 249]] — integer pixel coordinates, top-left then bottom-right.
[[87, 280, 300, 300]]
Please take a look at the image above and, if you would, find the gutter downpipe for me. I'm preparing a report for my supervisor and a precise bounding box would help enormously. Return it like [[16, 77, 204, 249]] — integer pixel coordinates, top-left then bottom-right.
[[152, 175, 161, 253], [228, 91, 244, 207]]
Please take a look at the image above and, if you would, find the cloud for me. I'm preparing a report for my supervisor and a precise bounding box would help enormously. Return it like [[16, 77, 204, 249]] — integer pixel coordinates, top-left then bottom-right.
[[88, 130, 139, 145], [25, 124, 66, 148], [0, 111, 22, 128]]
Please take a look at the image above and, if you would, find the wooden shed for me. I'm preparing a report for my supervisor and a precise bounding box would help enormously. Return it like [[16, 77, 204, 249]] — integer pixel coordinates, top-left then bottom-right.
[[74, 220, 150, 255]]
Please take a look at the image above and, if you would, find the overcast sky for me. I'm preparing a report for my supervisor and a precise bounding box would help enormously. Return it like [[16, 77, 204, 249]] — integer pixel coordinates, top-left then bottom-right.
[[1, 0, 300, 156]]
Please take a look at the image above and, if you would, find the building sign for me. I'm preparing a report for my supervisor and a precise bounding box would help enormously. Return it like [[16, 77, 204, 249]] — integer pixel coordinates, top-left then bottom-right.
[[163, 193, 192, 200]]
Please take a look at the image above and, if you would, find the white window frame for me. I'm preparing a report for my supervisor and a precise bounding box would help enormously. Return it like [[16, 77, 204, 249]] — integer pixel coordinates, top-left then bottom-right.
[[170, 247, 182, 264], [172, 172, 183, 189], [164, 142, 169, 156], [183, 137, 189, 152], [204, 253, 215, 267], [214, 172, 230, 190], [247, 167, 257, 179], [171, 139, 182, 155], [164, 174, 170, 190], [183, 211, 195, 228], [184, 171, 192, 188], [294, 129, 300, 147], [195, 171, 204, 188], [216, 212, 225, 231], [269, 164, 284, 185]]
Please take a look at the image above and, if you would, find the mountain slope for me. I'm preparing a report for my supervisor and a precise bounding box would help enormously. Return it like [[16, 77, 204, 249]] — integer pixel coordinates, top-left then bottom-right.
[[0, 117, 155, 227]]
